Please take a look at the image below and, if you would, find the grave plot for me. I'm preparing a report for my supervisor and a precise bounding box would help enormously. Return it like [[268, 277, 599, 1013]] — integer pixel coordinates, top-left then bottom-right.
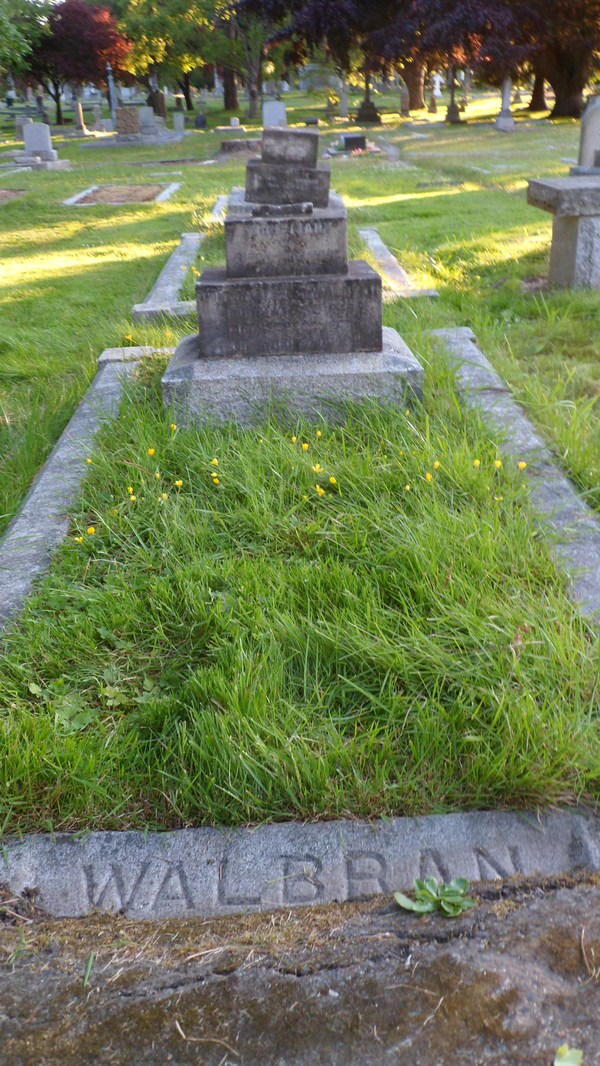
[[0, 188, 25, 201], [64, 182, 181, 206]]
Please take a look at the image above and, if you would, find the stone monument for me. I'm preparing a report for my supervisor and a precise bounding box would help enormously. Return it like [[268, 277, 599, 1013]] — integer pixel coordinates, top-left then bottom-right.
[[13, 123, 71, 170], [570, 97, 600, 174], [172, 111, 185, 132], [262, 101, 287, 127], [527, 176, 600, 289], [116, 106, 140, 136], [494, 77, 515, 131], [15, 115, 33, 141], [161, 125, 423, 423], [74, 100, 89, 136]]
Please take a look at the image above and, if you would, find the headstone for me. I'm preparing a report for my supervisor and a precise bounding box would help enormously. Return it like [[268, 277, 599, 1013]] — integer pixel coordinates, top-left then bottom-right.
[[157, 92, 167, 119], [495, 76, 515, 131], [433, 73, 443, 98], [195, 110, 207, 129], [230, 116, 240, 127], [262, 100, 287, 127], [23, 123, 57, 160], [92, 104, 102, 124], [305, 117, 318, 126], [15, 115, 33, 140], [74, 101, 87, 135], [428, 92, 437, 114], [400, 88, 410, 116], [175, 96, 183, 111], [578, 97, 600, 167], [172, 111, 185, 132], [343, 133, 366, 152], [116, 107, 140, 135], [137, 106, 157, 135]]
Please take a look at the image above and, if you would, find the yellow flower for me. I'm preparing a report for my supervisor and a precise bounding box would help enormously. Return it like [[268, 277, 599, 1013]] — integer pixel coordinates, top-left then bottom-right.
[[259, 438, 263, 444], [148, 448, 155, 456], [316, 430, 322, 437], [112, 508, 117, 514], [87, 526, 95, 534], [518, 461, 527, 470], [125, 334, 132, 340], [170, 423, 177, 430], [405, 484, 410, 491], [434, 460, 440, 469], [212, 477, 219, 485], [315, 484, 325, 496], [302, 442, 309, 450], [494, 495, 504, 501], [329, 476, 337, 484], [165, 331, 172, 339], [130, 495, 136, 501], [127, 486, 133, 494], [399, 450, 404, 456], [291, 436, 297, 443], [75, 536, 83, 543], [494, 459, 502, 468], [302, 494, 308, 500], [210, 458, 218, 466], [175, 479, 183, 487], [405, 410, 410, 416], [425, 472, 432, 481], [86, 458, 92, 464], [312, 463, 323, 472], [473, 459, 480, 468], [162, 492, 168, 499], [155, 472, 160, 479]]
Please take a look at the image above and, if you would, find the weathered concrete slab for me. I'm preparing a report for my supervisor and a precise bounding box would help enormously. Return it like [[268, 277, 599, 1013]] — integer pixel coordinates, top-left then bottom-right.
[[527, 176, 600, 217], [3, 808, 598, 918], [359, 227, 439, 298], [161, 326, 422, 423], [246, 158, 330, 208], [225, 189, 348, 278], [195, 259, 382, 357], [431, 326, 600, 616], [0, 360, 138, 627]]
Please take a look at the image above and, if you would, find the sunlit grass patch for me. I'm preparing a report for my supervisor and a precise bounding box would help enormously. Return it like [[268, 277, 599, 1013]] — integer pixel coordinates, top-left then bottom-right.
[[0, 353, 598, 833]]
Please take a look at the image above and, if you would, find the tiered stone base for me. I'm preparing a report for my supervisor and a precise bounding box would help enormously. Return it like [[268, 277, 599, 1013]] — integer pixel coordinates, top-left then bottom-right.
[[161, 326, 424, 425]]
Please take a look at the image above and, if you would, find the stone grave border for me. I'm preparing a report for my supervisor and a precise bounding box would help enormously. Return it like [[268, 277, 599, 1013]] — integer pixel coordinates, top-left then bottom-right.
[[2, 329, 600, 915], [62, 181, 182, 207], [131, 194, 229, 321], [358, 226, 439, 299]]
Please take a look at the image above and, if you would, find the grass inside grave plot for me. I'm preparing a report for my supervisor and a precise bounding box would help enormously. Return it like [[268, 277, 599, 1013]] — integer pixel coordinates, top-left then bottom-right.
[[73, 183, 166, 205], [0, 353, 599, 833]]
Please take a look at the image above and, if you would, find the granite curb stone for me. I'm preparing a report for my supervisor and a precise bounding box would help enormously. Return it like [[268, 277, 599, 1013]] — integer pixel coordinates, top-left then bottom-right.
[[4, 809, 599, 918], [431, 326, 600, 616], [358, 227, 439, 298]]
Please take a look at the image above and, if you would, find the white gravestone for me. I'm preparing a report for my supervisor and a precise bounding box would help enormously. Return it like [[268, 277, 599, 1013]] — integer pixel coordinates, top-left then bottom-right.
[[172, 111, 185, 132], [495, 76, 515, 131], [578, 97, 600, 167], [262, 100, 287, 128], [137, 106, 158, 135], [433, 73, 443, 98], [230, 116, 240, 127], [23, 123, 58, 161]]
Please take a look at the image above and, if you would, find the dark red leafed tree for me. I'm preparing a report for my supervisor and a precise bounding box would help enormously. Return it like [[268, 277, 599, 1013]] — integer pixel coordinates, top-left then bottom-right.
[[25, 0, 131, 123]]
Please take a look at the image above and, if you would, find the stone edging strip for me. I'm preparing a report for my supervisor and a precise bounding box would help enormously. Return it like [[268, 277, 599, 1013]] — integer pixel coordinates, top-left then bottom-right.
[[358, 227, 439, 298], [63, 182, 182, 207], [131, 195, 229, 320], [3, 809, 599, 918], [431, 327, 600, 617], [0, 359, 141, 627]]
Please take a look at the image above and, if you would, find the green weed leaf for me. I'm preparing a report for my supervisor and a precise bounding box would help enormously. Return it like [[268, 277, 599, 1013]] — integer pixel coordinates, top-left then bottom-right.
[[554, 1046, 583, 1065], [395, 876, 477, 918]]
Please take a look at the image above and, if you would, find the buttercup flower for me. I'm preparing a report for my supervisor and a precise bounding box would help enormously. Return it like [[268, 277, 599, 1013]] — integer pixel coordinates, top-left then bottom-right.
[[86, 458, 91, 464], [494, 459, 502, 468], [125, 334, 132, 340], [148, 448, 155, 456], [315, 484, 325, 496], [329, 476, 336, 484], [312, 463, 323, 472], [425, 472, 432, 481], [405, 484, 410, 491], [473, 459, 480, 468], [155, 472, 160, 479], [518, 461, 527, 470], [175, 479, 183, 487], [316, 430, 322, 438], [434, 460, 440, 469], [170, 423, 177, 430], [87, 526, 95, 534], [212, 478, 219, 485], [291, 436, 297, 443], [130, 495, 136, 501], [75, 536, 83, 543], [162, 493, 168, 499], [211, 458, 218, 466]]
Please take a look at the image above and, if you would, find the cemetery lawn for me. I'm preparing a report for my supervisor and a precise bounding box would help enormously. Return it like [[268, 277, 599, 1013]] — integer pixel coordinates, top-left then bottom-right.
[[1, 352, 600, 833], [5, 91, 600, 830]]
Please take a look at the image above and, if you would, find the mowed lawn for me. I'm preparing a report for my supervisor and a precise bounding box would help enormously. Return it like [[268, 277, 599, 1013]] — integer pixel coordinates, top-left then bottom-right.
[[2, 90, 600, 833]]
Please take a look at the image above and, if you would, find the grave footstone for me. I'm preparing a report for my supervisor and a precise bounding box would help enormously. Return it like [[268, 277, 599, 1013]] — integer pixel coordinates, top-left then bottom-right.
[[161, 123, 423, 422], [262, 100, 287, 127]]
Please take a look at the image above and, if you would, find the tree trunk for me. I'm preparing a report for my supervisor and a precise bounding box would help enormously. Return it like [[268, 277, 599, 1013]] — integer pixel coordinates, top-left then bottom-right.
[[177, 72, 194, 111], [223, 67, 239, 111], [400, 59, 426, 111], [51, 80, 62, 124], [528, 71, 546, 111], [537, 44, 592, 118]]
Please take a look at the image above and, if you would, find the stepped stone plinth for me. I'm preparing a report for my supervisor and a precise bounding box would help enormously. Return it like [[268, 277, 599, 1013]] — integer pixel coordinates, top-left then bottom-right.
[[161, 125, 423, 423]]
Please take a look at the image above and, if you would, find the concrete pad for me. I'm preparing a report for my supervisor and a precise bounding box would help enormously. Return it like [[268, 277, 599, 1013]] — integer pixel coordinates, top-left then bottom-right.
[[3, 808, 598, 918], [161, 326, 423, 424]]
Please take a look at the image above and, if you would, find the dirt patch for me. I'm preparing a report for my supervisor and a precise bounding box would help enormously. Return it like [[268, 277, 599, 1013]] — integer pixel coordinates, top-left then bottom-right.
[[1, 874, 600, 1065], [521, 274, 550, 293], [77, 184, 164, 204], [0, 189, 24, 201]]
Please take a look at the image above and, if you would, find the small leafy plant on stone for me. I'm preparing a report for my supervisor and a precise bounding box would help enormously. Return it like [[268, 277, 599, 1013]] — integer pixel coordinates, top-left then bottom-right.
[[554, 1046, 583, 1066], [394, 876, 477, 918]]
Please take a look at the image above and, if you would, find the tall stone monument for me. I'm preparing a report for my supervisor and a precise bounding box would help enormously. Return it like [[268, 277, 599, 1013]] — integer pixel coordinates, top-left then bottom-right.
[[162, 125, 423, 423]]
